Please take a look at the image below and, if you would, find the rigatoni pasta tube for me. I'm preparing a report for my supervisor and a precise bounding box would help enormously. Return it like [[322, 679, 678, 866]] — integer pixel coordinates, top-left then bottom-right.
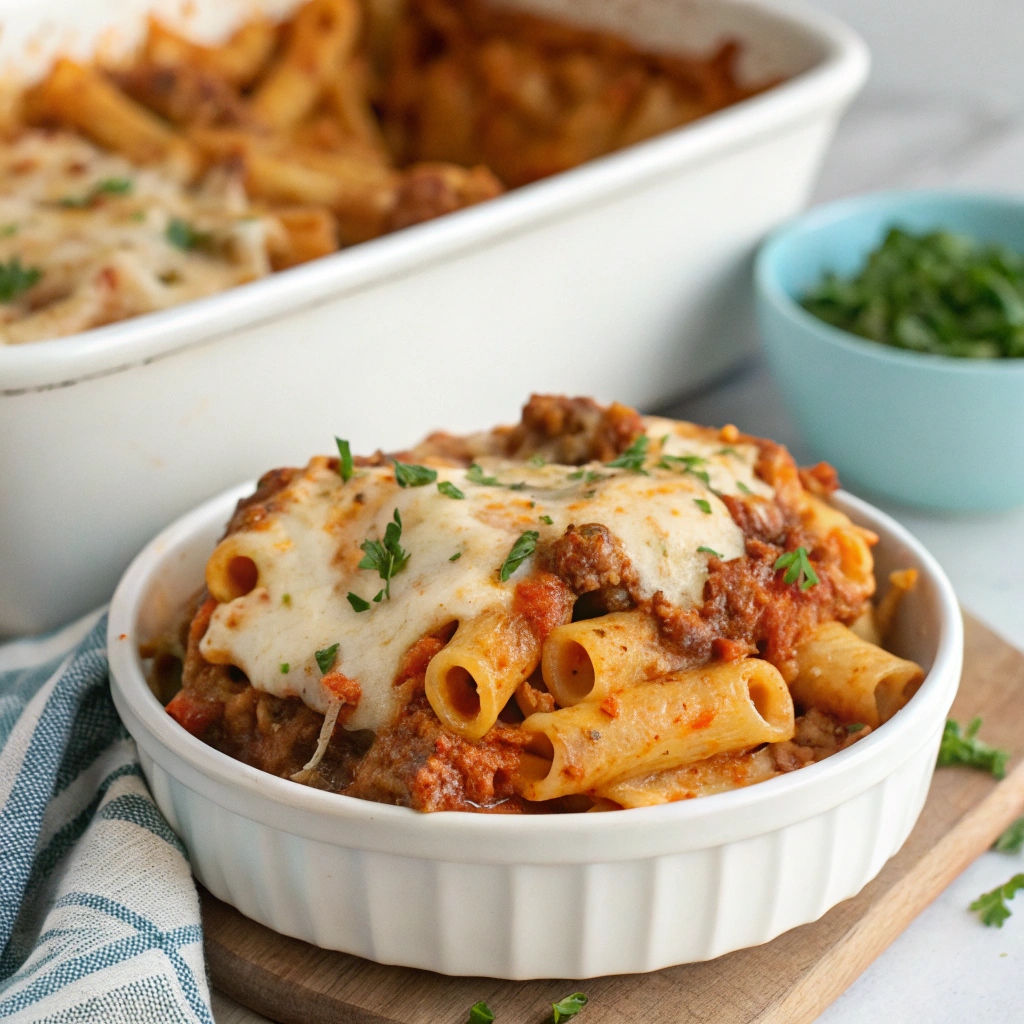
[[790, 621, 924, 729], [541, 610, 684, 706], [516, 659, 794, 801], [425, 610, 540, 740], [597, 747, 778, 809]]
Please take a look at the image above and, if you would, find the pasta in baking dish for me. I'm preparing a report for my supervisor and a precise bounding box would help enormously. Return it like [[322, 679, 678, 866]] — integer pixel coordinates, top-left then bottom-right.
[[150, 396, 925, 812]]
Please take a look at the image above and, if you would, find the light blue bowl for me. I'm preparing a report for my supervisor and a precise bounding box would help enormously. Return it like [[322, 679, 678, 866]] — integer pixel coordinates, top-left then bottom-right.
[[755, 190, 1024, 512]]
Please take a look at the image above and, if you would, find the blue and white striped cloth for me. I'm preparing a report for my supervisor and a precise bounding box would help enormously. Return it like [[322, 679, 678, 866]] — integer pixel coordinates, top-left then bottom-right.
[[0, 612, 213, 1023]]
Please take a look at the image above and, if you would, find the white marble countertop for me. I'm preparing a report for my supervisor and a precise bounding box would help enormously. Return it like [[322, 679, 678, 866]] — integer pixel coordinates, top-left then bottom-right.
[[214, 94, 1024, 1022]]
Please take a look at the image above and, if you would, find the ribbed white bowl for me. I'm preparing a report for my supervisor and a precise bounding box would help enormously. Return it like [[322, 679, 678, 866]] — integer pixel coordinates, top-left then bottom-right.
[[108, 487, 961, 978]]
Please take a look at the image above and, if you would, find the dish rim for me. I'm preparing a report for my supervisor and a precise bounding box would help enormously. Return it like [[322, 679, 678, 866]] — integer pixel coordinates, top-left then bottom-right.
[[107, 477, 962, 855], [1, 0, 868, 394], [756, 187, 1024, 376]]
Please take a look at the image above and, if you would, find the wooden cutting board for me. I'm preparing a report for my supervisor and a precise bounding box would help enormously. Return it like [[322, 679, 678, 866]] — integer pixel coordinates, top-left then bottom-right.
[[202, 613, 1024, 1024]]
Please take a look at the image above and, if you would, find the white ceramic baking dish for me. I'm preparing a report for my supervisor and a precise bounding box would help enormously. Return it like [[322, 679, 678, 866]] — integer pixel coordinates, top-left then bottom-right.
[[107, 484, 961, 980], [0, 0, 868, 638]]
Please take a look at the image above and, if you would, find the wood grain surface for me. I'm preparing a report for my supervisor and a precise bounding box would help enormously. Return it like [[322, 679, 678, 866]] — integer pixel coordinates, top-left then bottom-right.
[[203, 613, 1024, 1024]]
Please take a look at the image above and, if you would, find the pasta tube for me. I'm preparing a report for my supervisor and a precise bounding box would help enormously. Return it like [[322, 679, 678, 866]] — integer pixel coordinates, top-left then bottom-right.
[[250, 0, 360, 130], [597, 747, 778, 808], [790, 621, 924, 729], [516, 659, 794, 801], [541, 610, 684, 706], [425, 609, 541, 740]]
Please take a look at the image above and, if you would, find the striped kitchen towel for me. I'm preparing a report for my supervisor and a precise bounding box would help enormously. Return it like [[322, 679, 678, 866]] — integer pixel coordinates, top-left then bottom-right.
[[0, 611, 213, 1023]]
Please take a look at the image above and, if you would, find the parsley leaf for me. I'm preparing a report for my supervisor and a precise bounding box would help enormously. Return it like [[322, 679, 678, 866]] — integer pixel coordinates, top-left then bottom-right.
[[0, 223, 17, 237], [394, 460, 437, 487], [449, 551, 461, 562], [468, 1002, 495, 1024], [694, 498, 712, 514], [467, 463, 501, 486], [568, 469, 604, 484], [846, 722, 866, 733], [347, 592, 370, 612], [551, 992, 588, 1022], [937, 718, 1009, 778], [606, 435, 649, 472], [358, 508, 410, 600], [971, 874, 1024, 927], [335, 437, 353, 482], [736, 481, 753, 494], [529, 455, 546, 467], [773, 547, 820, 591], [697, 545, 722, 557], [539, 514, 554, 525], [0, 257, 41, 301], [995, 817, 1024, 854], [282, 593, 292, 606], [166, 217, 213, 251], [499, 530, 539, 582], [658, 454, 711, 485], [315, 643, 339, 674], [280, 663, 289, 674], [59, 176, 133, 207], [466, 463, 526, 490], [438, 480, 465, 499]]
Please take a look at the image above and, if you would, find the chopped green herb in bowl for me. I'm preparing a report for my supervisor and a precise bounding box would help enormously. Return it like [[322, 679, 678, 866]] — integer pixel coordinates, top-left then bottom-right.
[[801, 227, 1024, 359]]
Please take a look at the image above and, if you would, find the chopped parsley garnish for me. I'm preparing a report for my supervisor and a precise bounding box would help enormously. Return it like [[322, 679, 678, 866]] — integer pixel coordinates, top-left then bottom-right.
[[694, 498, 712, 514], [165, 216, 213, 251], [995, 817, 1024, 855], [314, 644, 339, 674], [468, 1002, 495, 1024], [59, 176, 133, 207], [697, 545, 721, 557], [971, 874, 1024, 927], [335, 438, 353, 482], [0, 257, 41, 301], [499, 530, 539, 582], [937, 717, 1009, 778], [551, 992, 588, 1022], [466, 463, 525, 490], [0, 223, 17, 237], [717, 447, 739, 456], [347, 592, 371, 612], [280, 663, 289, 674], [801, 226, 1024, 359], [568, 469, 604, 484], [773, 546, 819, 591], [539, 514, 554, 525], [529, 455, 546, 467], [281, 593, 292, 606], [657, 454, 711, 485], [437, 480, 465, 499], [846, 722, 866, 733], [736, 481, 752, 494], [606, 435, 649, 472], [357, 508, 410, 601], [449, 551, 462, 562], [393, 460, 437, 487]]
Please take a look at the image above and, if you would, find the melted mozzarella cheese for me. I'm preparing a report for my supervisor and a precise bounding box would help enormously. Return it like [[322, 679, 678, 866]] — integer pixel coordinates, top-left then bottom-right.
[[200, 433, 773, 733]]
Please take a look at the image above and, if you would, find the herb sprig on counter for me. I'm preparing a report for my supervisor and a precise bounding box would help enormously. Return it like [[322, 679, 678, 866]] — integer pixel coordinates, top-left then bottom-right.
[[971, 874, 1024, 927], [937, 717, 1009, 778], [801, 227, 1024, 358]]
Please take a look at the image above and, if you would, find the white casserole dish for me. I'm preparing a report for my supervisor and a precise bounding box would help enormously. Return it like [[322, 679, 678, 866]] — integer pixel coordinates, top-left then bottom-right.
[[107, 484, 961, 979], [0, 0, 868, 638]]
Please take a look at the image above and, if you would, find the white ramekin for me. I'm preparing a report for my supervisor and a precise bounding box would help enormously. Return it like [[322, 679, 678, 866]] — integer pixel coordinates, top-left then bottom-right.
[[107, 484, 961, 979], [0, 0, 868, 637]]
